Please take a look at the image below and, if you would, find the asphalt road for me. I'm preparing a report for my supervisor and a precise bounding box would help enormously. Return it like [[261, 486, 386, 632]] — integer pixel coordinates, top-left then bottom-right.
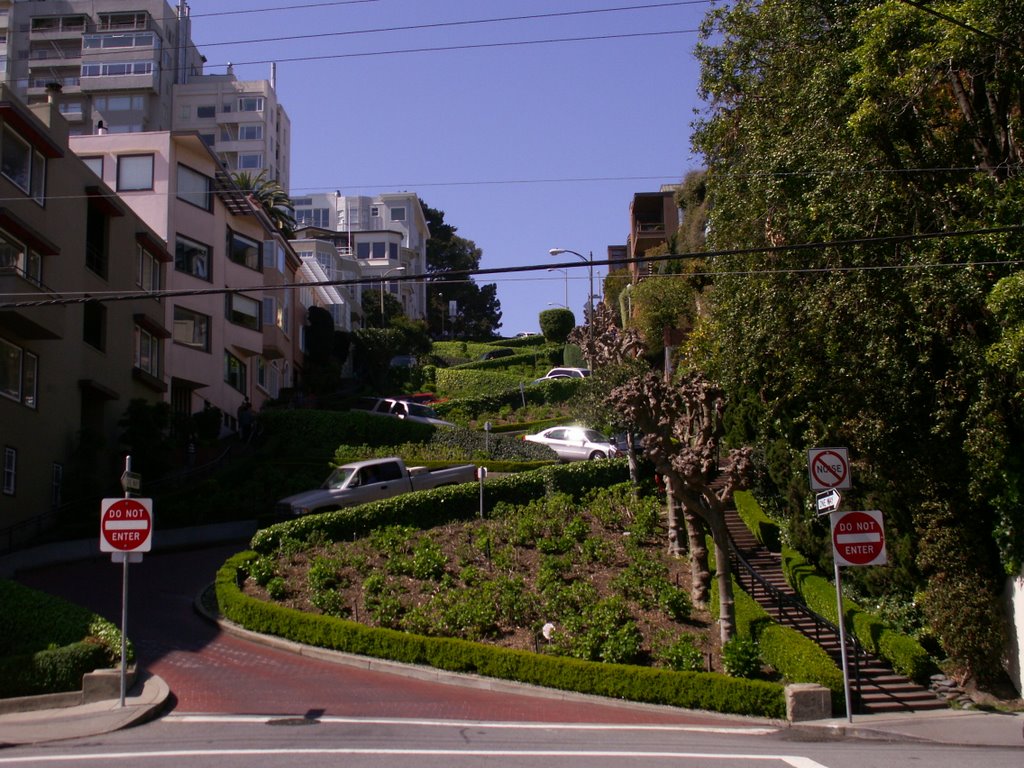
[[15, 540, 740, 724]]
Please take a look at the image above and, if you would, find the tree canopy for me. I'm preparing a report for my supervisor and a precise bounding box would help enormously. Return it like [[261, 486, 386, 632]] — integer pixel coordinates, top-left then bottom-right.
[[422, 201, 502, 339], [689, 0, 1024, 681]]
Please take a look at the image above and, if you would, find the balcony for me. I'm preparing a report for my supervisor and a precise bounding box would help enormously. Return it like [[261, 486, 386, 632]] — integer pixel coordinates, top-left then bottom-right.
[[0, 271, 64, 340], [29, 17, 88, 40], [262, 323, 288, 360]]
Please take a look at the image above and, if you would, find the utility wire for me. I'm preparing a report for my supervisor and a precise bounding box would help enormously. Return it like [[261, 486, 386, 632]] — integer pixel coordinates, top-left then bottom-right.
[[4, 225, 1020, 309]]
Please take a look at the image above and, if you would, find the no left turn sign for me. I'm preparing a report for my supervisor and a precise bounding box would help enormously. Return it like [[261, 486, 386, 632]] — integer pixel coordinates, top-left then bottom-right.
[[808, 447, 851, 491]]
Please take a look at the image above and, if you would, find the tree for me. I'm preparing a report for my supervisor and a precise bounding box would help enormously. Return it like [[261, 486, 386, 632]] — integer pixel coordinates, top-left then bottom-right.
[[232, 170, 296, 238], [690, 0, 1023, 681], [422, 201, 502, 338], [539, 307, 575, 345]]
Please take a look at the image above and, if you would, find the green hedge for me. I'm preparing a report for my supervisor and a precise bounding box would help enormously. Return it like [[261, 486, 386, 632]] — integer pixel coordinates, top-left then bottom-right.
[[434, 369, 527, 398], [251, 460, 630, 553], [434, 377, 584, 419], [216, 551, 785, 718], [733, 491, 781, 552], [0, 580, 124, 699], [781, 546, 935, 683]]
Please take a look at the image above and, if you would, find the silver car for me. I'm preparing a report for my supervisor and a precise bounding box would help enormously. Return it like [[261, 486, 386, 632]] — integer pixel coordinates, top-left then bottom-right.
[[523, 426, 619, 462]]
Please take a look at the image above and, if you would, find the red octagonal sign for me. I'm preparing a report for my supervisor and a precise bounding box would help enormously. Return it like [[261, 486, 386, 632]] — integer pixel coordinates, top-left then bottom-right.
[[830, 510, 886, 567], [100, 497, 153, 553]]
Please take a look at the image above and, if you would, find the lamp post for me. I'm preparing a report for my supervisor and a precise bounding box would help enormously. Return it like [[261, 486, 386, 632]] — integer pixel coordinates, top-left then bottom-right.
[[547, 267, 568, 310], [549, 248, 594, 360], [380, 266, 405, 326]]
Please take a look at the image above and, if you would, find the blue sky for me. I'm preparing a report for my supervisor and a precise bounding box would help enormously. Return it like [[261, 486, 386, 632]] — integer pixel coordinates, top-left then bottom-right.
[[191, 0, 710, 335]]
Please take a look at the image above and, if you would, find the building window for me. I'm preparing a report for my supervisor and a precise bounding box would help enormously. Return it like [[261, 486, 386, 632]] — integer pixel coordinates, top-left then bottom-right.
[[136, 245, 160, 292], [173, 305, 210, 351], [1, 124, 45, 202], [95, 94, 145, 111], [197, 105, 215, 118], [83, 300, 106, 351], [81, 156, 103, 177], [356, 242, 370, 260], [238, 97, 264, 112], [2, 447, 15, 495], [81, 61, 154, 78], [0, 337, 37, 408], [174, 235, 211, 281], [224, 351, 246, 394], [226, 293, 261, 331], [227, 230, 260, 270], [85, 202, 108, 277], [176, 164, 212, 211], [199, 133, 215, 147], [116, 153, 153, 191], [390, 206, 406, 221], [0, 230, 41, 286], [389, 242, 398, 260], [372, 242, 386, 259], [133, 324, 160, 376], [239, 124, 263, 140], [237, 152, 263, 170]]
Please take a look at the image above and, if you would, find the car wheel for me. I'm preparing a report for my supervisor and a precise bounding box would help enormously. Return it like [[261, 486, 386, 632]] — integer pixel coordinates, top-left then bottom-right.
[[588, 451, 606, 460]]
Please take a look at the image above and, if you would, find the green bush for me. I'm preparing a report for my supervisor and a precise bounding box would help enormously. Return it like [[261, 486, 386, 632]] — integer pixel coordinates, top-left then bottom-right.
[[734, 491, 781, 551], [721, 636, 761, 678], [781, 545, 936, 683], [0, 641, 115, 699], [216, 551, 785, 718], [659, 634, 706, 672], [434, 369, 525, 398]]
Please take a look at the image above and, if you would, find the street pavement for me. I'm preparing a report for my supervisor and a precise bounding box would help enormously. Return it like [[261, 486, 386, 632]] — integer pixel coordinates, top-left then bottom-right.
[[2, 532, 1022, 748]]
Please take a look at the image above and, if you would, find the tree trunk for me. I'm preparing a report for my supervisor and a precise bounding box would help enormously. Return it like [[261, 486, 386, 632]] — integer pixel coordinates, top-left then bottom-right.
[[683, 506, 710, 608], [666, 489, 684, 557], [708, 511, 736, 645]]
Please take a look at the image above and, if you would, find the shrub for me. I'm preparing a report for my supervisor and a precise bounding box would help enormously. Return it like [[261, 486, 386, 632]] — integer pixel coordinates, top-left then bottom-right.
[[722, 636, 761, 678], [659, 634, 706, 672]]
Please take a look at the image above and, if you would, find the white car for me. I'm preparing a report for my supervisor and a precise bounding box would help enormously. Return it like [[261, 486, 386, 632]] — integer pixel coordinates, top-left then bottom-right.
[[354, 397, 455, 427], [532, 367, 591, 384], [523, 426, 619, 462]]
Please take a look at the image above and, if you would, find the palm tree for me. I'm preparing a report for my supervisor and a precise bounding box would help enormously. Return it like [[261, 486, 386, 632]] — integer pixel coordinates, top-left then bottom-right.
[[231, 170, 297, 238]]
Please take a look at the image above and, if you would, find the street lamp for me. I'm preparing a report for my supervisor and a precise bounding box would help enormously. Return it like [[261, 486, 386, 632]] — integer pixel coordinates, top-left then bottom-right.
[[380, 266, 405, 325], [549, 248, 594, 358], [547, 267, 568, 309]]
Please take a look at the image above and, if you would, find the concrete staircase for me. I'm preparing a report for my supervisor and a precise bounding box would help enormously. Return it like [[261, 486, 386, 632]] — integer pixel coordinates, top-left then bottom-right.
[[723, 506, 947, 714]]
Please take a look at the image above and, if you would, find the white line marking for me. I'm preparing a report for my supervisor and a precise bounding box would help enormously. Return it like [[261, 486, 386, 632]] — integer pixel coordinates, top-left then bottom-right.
[[835, 533, 880, 545], [164, 713, 779, 735], [104, 520, 149, 531], [0, 748, 827, 766]]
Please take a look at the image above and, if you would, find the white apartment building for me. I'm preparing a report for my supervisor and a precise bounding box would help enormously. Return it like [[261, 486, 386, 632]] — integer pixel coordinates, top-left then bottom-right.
[[0, 0, 204, 135], [173, 69, 291, 191], [293, 192, 429, 323]]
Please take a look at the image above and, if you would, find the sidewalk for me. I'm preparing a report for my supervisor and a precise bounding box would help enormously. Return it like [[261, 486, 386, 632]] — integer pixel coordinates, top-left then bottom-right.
[[0, 672, 169, 746]]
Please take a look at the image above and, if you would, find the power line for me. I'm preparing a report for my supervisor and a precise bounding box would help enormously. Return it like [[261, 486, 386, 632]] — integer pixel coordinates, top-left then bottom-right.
[[4, 225, 1020, 310], [196, 2, 710, 51], [895, 0, 1024, 54]]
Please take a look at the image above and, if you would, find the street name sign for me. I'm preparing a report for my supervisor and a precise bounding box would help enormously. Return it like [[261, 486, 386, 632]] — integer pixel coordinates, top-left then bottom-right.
[[830, 510, 886, 567], [808, 447, 852, 491], [100, 497, 153, 553]]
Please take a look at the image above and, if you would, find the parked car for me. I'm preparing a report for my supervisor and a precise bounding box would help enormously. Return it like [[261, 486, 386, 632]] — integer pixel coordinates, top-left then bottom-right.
[[353, 397, 455, 426], [478, 348, 515, 361], [531, 367, 591, 384], [275, 457, 478, 516], [523, 426, 619, 462]]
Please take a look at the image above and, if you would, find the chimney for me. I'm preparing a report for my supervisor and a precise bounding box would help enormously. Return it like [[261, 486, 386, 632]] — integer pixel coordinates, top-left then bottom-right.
[[45, 82, 62, 104], [97, 120, 108, 135], [270, 62, 276, 89]]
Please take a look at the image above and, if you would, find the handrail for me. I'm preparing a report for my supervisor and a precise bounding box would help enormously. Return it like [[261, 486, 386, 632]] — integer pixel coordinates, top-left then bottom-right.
[[728, 540, 869, 712]]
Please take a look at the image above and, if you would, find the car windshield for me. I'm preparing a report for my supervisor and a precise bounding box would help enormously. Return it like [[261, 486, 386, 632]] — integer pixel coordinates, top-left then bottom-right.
[[322, 466, 356, 489], [583, 430, 608, 443], [407, 403, 439, 419]]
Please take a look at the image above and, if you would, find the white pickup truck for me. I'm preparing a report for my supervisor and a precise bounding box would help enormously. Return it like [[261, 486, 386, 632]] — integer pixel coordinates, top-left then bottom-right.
[[275, 457, 477, 517]]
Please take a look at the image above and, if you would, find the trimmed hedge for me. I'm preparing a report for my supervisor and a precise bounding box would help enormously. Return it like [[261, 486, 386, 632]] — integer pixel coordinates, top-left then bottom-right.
[[216, 551, 786, 718], [434, 369, 526, 398], [733, 491, 781, 552], [781, 546, 936, 683], [252, 460, 630, 553], [1, 580, 123, 699], [434, 377, 584, 420]]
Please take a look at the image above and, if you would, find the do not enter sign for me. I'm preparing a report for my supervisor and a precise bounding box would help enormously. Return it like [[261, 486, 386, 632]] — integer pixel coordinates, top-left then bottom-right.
[[830, 510, 886, 567], [100, 498, 153, 553]]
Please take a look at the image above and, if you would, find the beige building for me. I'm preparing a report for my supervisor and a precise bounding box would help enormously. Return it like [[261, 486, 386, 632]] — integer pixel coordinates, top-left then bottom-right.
[[70, 128, 300, 434], [173, 70, 291, 192], [0, 84, 170, 539]]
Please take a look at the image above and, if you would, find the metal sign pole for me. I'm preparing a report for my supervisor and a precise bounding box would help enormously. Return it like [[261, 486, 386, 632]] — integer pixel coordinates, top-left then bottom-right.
[[119, 455, 131, 708], [833, 557, 853, 723]]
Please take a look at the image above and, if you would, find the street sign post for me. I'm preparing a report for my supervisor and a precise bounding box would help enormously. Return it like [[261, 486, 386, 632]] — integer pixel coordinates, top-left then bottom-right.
[[816, 489, 842, 515], [100, 497, 153, 553], [808, 447, 851, 491], [828, 508, 887, 724], [830, 510, 887, 567]]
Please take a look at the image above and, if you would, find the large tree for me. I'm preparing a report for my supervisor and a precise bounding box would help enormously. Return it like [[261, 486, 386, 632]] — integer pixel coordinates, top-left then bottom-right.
[[690, 0, 1023, 681], [232, 170, 296, 238], [422, 201, 502, 338]]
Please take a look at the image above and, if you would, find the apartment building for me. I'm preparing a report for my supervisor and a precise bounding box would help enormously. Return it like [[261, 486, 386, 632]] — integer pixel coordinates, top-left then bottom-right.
[[626, 186, 682, 281], [0, 85, 170, 537], [70, 128, 300, 433], [291, 231, 359, 334], [0, 0, 203, 135], [172, 69, 291, 191], [293, 192, 429, 323]]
